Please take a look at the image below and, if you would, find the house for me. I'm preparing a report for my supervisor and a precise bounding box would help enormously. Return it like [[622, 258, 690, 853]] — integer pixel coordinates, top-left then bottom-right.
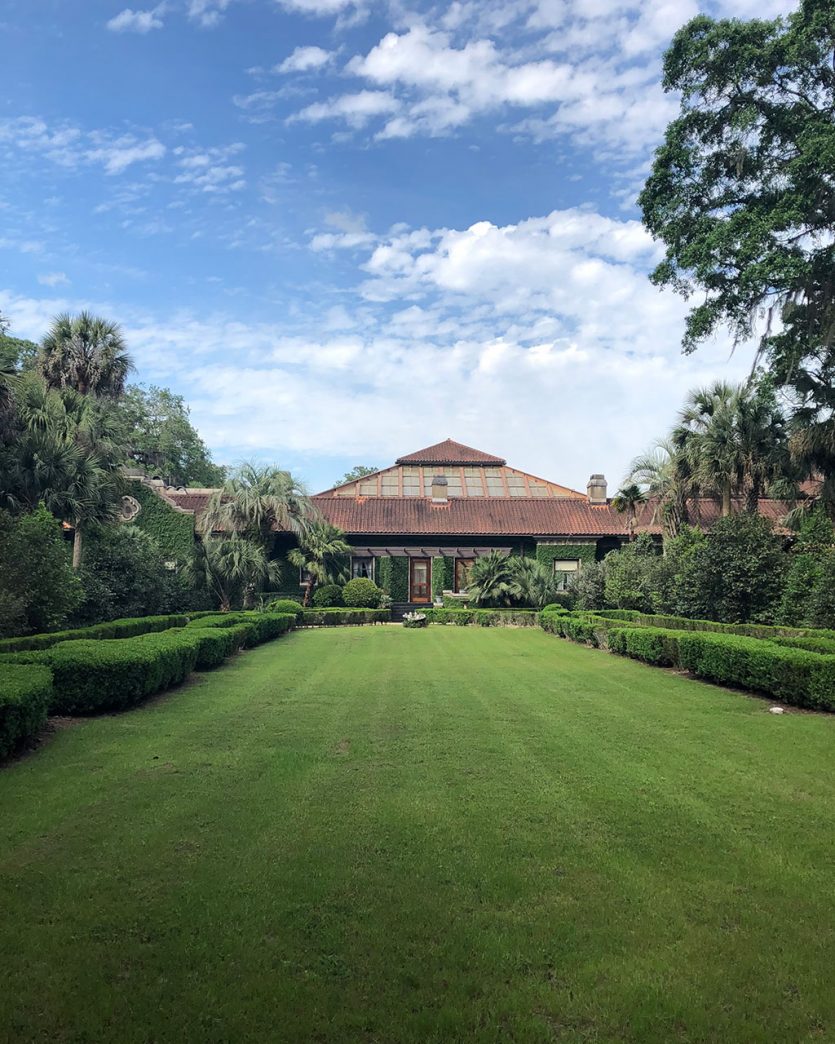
[[134, 437, 791, 608]]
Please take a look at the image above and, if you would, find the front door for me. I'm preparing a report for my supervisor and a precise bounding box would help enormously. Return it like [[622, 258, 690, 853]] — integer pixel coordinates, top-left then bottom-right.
[[410, 558, 431, 603]]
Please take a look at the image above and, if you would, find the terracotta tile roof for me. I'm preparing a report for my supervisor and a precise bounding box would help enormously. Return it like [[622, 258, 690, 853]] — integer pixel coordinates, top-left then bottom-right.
[[314, 496, 632, 537], [156, 486, 792, 538], [395, 439, 506, 466]]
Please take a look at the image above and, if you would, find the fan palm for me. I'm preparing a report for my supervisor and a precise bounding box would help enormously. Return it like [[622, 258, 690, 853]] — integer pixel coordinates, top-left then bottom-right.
[[626, 437, 692, 538], [611, 483, 647, 539], [466, 551, 517, 607], [199, 462, 315, 552], [508, 556, 562, 608], [287, 523, 351, 606], [185, 536, 281, 612], [8, 374, 125, 568], [39, 312, 133, 398]]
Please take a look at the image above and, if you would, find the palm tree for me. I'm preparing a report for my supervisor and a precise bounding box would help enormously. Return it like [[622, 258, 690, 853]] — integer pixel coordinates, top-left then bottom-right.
[[673, 381, 791, 517], [287, 523, 351, 606], [185, 536, 281, 612], [467, 551, 517, 607], [508, 556, 562, 608], [626, 437, 692, 538], [39, 312, 133, 398], [9, 374, 124, 568], [199, 462, 315, 553], [611, 483, 646, 540]]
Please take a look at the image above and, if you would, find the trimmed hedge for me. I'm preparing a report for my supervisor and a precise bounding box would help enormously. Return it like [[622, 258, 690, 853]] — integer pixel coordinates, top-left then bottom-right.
[[602, 625, 835, 711], [0, 665, 53, 758], [299, 609, 390, 626], [676, 632, 835, 712], [342, 578, 384, 609], [0, 614, 189, 654], [423, 608, 540, 627], [540, 611, 609, 646], [771, 636, 835, 657], [265, 599, 305, 619], [594, 610, 835, 642], [1, 612, 297, 717]]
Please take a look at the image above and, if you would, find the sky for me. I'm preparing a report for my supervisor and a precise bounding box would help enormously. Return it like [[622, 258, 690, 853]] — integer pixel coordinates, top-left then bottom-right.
[[0, 0, 798, 494]]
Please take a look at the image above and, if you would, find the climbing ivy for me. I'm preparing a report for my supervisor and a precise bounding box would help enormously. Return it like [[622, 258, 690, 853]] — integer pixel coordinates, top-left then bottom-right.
[[128, 483, 195, 566]]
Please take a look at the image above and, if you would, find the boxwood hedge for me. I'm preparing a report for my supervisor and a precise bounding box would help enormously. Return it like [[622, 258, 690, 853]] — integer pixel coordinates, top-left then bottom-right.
[[0, 614, 189, 654], [423, 609, 540, 627], [299, 608, 390, 626], [0, 664, 53, 758]]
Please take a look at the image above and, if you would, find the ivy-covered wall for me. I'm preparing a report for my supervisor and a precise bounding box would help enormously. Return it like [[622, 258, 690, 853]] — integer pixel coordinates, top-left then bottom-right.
[[129, 482, 195, 566], [432, 556, 455, 598], [535, 542, 600, 570], [378, 556, 409, 602]]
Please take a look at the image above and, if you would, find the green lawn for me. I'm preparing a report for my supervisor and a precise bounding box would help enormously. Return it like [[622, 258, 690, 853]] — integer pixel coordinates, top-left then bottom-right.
[[2, 627, 834, 1043]]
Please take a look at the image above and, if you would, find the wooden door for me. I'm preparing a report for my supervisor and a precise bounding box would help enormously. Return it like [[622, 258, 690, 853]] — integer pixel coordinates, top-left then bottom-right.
[[410, 558, 431, 603]]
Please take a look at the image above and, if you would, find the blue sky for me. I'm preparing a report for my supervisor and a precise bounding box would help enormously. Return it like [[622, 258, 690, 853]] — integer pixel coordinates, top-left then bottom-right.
[[1, 0, 797, 492]]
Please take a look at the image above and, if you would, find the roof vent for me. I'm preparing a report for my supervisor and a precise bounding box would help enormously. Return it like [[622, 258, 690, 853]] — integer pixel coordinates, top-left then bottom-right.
[[431, 475, 449, 504], [587, 474, 607, 505]]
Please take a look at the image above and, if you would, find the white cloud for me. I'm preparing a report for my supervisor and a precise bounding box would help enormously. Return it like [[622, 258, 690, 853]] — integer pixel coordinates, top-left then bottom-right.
[[86, 135, 166, 174], [106, 5, 165, 33], [274, 0, 358, 14], [291, 90, 399, 127], [277, 46, 334, 73], [172, 143, 246, 192], [187, 0, 234, 26], [37, 272, 70, 287]]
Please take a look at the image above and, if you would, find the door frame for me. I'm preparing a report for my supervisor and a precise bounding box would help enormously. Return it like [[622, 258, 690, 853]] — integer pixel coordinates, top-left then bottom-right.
[[409, 557, 432, 603]]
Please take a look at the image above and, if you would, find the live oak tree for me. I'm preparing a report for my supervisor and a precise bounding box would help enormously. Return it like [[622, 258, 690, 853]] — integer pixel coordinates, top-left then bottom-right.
[[640, 0, 835, 511]]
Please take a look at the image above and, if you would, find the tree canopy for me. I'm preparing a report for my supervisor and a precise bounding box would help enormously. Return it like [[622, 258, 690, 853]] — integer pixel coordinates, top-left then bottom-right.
[[640, 0, 835, 508]]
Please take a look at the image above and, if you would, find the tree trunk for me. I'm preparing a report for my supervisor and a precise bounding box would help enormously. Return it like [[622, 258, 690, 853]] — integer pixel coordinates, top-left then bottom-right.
[[72, 523, 83, 571], [722, 483, 732, 517], [303, 579, 315, 607]]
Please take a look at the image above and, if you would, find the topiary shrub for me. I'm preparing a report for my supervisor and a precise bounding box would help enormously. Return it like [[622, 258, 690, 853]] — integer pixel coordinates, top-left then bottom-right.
[[266, 598, 304, 619], [342, 578, 383, 608], [312, 584, 343, 608]]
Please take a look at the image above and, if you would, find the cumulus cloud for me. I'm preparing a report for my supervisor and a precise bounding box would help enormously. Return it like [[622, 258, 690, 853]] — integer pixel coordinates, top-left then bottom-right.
[[106, 5, 166, 33], [37, 272, 70, 287], [277, 45, 334, 73], [187, 0, 234, 26], [172, 143, 246, 192]]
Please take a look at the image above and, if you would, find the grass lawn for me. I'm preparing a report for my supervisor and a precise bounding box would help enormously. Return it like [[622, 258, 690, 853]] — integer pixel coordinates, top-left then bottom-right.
[[2, 627, 834, 1043]]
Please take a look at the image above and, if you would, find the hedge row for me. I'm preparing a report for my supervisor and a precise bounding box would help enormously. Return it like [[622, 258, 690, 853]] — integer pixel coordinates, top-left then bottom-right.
[[422, 609, 540, 627], [299, 608, 390, 626], [0, 665, 53, 758], [594, 609, 835, 642], [0, 612, 296, 718], [0, 614, 189, 653], [606, 626, 835, 711], [540, 610, 610, 645]]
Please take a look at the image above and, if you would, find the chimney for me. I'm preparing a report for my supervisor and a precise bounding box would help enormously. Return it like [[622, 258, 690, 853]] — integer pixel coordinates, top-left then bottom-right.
[[587, 474, 607, 505], [431, 475, 449, 504]]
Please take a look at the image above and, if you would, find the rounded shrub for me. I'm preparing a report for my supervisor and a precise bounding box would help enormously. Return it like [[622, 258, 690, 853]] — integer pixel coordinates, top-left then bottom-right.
[[312, 584, 343, 608], [342, 578, 383, 608], [266, 598, 304, 619]]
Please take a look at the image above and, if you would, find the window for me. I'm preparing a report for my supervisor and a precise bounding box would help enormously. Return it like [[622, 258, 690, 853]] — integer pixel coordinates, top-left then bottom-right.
[[552, 559, 580, 591], [351, 556, 374, 581], [454, 558, 473, 593]]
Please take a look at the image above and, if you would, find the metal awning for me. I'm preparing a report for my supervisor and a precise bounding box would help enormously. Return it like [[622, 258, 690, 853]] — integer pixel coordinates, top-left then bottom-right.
[[348, 547, 512, 558]]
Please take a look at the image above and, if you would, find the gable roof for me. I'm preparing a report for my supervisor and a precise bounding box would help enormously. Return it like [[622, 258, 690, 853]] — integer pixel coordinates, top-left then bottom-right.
[[395, 439, 506, 466]]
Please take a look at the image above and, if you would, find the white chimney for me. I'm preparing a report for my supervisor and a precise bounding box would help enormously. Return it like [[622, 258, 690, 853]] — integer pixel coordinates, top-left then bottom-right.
[[587, 474, 607, 505], [431, 475, 449, 503]]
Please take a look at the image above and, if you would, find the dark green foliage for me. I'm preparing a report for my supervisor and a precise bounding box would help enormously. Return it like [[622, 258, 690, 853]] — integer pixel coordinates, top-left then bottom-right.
[[299, 609, 389, 626], [116, 384, 225, 487], [540, 611, 609, 647], [335, 465, 378, 485], [465, 551, 516, 607], [73, 525, 190, 625], [0, 613, 187, 653], [541, 603, 570, 615], [431, 556, 455, 600], [571, 559, 608, 611], [129, 482, 196, 566], [0, 664, 52, 758], [535, 543, 598, 570], [378, 556, 409, 602], [342, 577, 383, 608], [312, 583, 343, 608], [772, 636, 835, 656], [0, 506, 83, 636], [423, 609, 540, 627], [592, 609, 834, 642], [603, 533, 659, 612]]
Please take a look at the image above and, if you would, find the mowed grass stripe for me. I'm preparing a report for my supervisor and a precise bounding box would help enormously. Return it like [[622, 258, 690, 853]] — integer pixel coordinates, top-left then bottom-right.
[[1, 627, 834, 1043]]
